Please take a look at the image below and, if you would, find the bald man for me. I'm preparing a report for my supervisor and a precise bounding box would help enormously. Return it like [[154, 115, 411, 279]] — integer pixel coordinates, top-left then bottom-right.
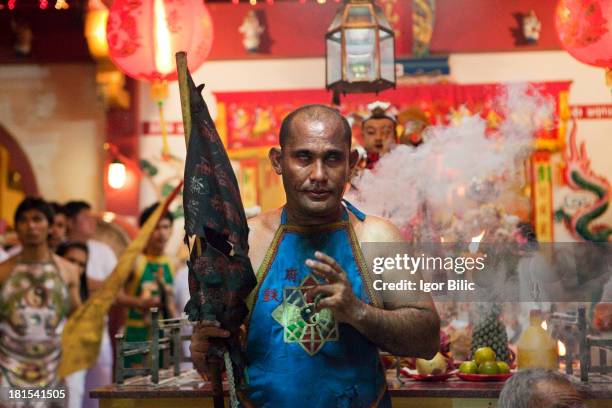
[[499, 369, 586, 408], [191, 104, 440, 407]]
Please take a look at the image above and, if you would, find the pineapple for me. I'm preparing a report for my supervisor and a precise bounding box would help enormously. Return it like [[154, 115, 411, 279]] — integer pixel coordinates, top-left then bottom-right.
[[470, 303, 511, 363]]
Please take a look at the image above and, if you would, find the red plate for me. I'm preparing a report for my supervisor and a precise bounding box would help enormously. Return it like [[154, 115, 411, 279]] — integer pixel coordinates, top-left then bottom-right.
[[456, 372, 513, 382], [401, 368, 456, 382]]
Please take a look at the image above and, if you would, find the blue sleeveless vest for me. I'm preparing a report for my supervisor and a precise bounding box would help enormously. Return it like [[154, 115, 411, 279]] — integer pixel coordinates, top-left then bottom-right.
[[242, 202, 390, 408]]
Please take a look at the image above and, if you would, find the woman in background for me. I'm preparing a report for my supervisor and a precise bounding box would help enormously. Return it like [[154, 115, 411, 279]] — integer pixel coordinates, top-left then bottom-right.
[[57, 241, 89, 408], [49, 203, 69, 252], [57, 242, 89, 303]]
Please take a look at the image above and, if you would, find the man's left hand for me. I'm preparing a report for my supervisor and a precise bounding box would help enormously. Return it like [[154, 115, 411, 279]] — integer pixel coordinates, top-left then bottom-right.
[[305, 251, 365, 325]]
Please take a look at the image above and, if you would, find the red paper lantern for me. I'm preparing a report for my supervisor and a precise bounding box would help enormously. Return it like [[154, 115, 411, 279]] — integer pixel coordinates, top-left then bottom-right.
[[555, 0, 612, 67], [106, 0, 214, 83]]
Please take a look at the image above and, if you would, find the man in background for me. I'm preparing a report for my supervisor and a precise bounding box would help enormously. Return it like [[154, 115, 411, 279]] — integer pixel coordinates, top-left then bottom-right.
[[0, 197, 81, 408], [361, 101, 397, 169], [117, 202, 177, 368], [172, 263, 193, 371], [499, 368, 585, 408], [65, 201, 117, 408]]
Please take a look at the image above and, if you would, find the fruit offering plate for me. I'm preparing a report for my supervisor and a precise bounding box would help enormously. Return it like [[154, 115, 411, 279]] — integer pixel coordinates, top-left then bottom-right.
[[456, 372, 513, 382], [400, 368, 457, 382]]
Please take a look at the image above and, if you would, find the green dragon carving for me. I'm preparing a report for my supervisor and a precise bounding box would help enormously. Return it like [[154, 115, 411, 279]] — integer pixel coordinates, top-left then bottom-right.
[[555, 121, 612, 242]]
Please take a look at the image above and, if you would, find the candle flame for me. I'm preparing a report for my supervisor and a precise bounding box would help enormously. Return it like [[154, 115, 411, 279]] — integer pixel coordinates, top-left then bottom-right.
[[541, 320, 547, 331], [472, 230, 485, 243], [468, 230, 485, 253], [154, 0, 173, 75], [558, 340, 566, 357]]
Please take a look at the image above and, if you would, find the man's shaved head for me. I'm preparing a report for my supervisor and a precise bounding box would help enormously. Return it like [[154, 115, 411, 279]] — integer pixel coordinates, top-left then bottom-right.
[[279, 104, 351, 148], [499, 369, 585, 408], [269, 104, 358, 224]]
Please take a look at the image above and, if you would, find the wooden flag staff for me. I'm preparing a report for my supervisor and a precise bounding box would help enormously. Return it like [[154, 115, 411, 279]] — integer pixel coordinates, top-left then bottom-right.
[[177, 52, 192, 147], [175, 51, 225, 408]]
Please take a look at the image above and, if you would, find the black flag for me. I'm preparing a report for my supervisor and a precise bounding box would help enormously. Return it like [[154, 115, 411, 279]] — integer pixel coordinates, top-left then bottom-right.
[[182, 69, 256, 388]]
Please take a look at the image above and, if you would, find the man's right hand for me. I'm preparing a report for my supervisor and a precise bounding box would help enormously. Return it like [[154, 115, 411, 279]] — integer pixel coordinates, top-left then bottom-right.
[[190, 321, 230, 377]]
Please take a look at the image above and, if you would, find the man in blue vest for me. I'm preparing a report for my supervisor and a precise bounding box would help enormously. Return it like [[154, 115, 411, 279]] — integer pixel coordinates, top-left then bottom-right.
[[191, 104, 440, 407]]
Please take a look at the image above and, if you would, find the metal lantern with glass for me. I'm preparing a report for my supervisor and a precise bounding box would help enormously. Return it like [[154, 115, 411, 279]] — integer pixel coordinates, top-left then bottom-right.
[[326, 0, 396, 102]]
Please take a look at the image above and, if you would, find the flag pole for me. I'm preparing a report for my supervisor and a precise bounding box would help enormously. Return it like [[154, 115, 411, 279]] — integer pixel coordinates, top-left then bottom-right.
[[175, 51, 225, 408], [176, 51, 192, 147]]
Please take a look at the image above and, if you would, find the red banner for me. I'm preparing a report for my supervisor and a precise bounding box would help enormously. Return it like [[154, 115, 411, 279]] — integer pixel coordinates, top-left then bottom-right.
[[142, 121, 184, 136], [570, 104, 612, 120], [215, 81, 572, 150]]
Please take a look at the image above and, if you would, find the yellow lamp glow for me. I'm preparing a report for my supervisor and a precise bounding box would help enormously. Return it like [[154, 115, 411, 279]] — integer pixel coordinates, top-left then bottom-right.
[[108, 160, 127, 189], [85, 8, 109, 59]]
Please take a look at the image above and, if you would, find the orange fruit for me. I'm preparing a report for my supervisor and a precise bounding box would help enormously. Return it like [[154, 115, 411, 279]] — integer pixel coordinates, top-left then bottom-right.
[[478, 361, 500, 375], [459, 361, 478, 374], [473, 347, 496, 366], [496, 361, 510, 374]]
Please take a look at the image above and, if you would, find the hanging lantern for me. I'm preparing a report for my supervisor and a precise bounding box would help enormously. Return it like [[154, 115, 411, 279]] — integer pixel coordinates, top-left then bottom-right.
[[326, 0, 395, 101], [106, 0, 213, 83], [106, 0, 214, 156], [555, 0, 612, 87]]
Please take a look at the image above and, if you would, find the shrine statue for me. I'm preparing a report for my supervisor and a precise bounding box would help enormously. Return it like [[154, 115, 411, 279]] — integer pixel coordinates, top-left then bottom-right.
[[238, 11, 265, 53], [397, 107, 430, 147]]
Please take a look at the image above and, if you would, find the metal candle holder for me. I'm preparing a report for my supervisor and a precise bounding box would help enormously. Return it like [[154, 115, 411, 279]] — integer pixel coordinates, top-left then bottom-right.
[[114, 307, 194, 384], [551, 306, 612, 382]]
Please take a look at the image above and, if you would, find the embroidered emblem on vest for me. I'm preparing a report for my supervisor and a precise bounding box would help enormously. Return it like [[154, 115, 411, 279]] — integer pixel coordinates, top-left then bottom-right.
[[271, 274, 339, 355]]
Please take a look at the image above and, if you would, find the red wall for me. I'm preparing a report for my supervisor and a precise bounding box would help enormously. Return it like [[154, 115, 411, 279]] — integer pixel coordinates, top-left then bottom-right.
[[206, 0, 562, 60], [104, 78, 141, 217], [430, 0, 562, 53], [0, 0, 562, 63]]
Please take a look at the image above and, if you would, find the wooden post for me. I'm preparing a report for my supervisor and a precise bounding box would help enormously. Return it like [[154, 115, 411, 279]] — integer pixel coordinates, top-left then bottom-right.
[[175, 51, 225, 408], [176, 51, 192, 147], [172, 326, 181, 377], [151, 308, 160, 384], [599, 348, 606, 375], [565, 345, 573, 376], [114, 334, 125, 385], [578, 307, 589, 382]]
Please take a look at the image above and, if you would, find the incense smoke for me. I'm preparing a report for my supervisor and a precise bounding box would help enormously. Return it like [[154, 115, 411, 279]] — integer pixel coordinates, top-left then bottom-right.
[[348, 83, 555, 242]]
